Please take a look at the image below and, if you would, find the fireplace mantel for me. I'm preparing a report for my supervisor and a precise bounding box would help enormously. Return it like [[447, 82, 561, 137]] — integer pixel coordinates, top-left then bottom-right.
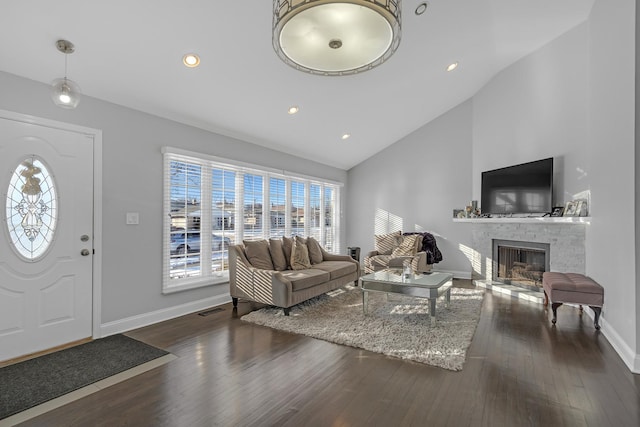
[[467, 220, 587, 283], [454, 217, 590, 225]]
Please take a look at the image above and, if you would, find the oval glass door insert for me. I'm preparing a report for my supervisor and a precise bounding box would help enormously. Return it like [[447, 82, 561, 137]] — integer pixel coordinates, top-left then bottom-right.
[[6, 156, 58, 260]]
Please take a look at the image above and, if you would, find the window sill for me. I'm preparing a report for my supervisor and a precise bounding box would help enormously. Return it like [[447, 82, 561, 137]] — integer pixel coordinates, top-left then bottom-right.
[[162, 274, 229, 295]]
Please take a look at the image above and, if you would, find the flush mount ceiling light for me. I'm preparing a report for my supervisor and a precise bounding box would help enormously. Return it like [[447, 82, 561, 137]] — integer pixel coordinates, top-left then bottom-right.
[[273, 0, 401, 76], [446, 62, 458, 72], [341, 133, 351, 140], [50, 39, 81, 109], [183, 53, 200, 67], [287, 105, 300, 115]]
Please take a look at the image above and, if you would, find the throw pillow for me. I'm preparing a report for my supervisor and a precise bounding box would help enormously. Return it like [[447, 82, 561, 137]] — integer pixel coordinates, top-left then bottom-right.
[[290, 239, 312, 270], [243, 239, 275, 270], [392, 234, 421, 257], [374, 231, 401, 255], [306, 236, 324, 264], [282, 236, 294, 269], [269, 238, 288, 271]]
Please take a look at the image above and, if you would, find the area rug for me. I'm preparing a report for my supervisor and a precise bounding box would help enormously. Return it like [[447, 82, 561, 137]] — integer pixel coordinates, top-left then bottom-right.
[[241, 286, 484, 371], [0, 334, 172, 421]]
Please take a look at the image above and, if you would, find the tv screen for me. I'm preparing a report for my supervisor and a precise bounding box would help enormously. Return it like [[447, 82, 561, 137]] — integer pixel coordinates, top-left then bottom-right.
[[481, 158, 553, 215]]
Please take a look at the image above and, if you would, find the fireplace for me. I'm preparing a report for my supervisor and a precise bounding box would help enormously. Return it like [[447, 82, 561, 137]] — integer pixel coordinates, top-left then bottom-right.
[[492, 239, 550, 290]]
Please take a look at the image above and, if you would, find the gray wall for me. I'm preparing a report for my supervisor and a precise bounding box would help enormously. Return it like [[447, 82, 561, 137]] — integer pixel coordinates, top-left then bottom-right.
[[0, 70, 348, 324], [587, 0, 637, 361], [471, 23, 590, 206], [347, 100, 474, 277], [347, 1, 639, 369]]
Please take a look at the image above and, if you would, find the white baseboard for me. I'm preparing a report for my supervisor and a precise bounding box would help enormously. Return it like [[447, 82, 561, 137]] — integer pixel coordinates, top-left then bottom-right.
[[99, 294, 232, 338], [593, 316, 640, 374]]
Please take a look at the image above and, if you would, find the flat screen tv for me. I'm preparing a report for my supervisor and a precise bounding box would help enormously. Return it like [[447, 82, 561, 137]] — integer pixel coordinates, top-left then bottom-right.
[[481, 158, 553, 215]]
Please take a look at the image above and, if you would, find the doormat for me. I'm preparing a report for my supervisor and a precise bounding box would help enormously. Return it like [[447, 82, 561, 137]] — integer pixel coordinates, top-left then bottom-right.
[[0, 334, 172, 421]]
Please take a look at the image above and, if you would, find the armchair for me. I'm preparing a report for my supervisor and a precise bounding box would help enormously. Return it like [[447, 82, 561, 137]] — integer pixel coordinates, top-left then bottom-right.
[[363, 231, 442, 274]]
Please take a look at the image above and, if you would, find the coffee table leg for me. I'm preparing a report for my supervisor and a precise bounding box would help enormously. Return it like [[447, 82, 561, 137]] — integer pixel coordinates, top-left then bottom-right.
[[445, 287, 451, 309], [430, 298, 437, 326], [363, 290, 368, 315]]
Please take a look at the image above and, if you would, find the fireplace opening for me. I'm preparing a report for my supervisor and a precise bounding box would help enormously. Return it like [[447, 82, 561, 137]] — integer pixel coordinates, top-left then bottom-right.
[[492, 239, 550, 290]]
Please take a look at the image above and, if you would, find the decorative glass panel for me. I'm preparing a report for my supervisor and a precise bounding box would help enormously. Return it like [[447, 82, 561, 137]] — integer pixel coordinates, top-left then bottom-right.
[[6, 156, 58, 260]]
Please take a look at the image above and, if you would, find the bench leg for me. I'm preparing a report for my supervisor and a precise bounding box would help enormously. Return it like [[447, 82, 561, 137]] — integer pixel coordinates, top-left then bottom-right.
[[551, 302, 563, 325], [590, 306, 602, 330], [232, 297, 238, 307], [543, 291, 549, 306]]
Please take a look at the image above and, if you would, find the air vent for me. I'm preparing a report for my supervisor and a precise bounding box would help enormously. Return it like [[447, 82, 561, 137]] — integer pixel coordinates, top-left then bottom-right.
[[198, 307, 224, 317]]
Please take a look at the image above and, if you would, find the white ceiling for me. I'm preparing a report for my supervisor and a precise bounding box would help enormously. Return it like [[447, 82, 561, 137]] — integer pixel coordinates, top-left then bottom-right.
[[0, 0, 594, 170]]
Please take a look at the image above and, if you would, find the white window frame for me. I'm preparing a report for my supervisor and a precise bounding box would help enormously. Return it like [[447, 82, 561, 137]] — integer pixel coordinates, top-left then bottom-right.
[[162, 147, 342, 294]]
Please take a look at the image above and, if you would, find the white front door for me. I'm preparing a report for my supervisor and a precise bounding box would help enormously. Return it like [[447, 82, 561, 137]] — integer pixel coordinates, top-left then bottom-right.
[[0, 116, 94, 362]]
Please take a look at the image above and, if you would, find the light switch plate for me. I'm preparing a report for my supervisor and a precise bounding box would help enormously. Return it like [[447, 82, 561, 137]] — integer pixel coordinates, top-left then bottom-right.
[[126, 212, 139, 225]]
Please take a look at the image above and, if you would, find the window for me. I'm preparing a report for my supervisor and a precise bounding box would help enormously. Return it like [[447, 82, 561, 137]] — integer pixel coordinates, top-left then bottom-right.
[[290, 180, 305, 236], [163, 148, 342, 293], [269, 177, 286, 237]]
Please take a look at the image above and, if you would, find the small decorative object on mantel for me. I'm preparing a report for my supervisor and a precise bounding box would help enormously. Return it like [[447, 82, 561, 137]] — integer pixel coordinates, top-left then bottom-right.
[[550, 206, 565, 217], [563, 199, 588, 217], [454, 205, 481, 218]]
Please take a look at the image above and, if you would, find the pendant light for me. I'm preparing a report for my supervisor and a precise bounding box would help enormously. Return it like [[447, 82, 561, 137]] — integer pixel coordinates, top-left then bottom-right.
[[50, 40, 81, 109]]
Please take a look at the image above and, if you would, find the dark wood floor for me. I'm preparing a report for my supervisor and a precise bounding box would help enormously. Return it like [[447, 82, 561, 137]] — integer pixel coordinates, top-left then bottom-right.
[[17, 280, 640, 426]]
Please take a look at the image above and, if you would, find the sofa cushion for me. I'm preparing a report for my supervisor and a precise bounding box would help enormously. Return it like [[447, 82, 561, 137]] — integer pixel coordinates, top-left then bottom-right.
[[306, 236, 324, 264], [269, 238, 288, 271], [291, 239, 312, 270], [282, 237, 294, 269], [392, 234, 421, 257], [313, 260, 357, 280], [243, 239, 274, 270], [375, 231, 401, 255], [280, 269, 331, 291]]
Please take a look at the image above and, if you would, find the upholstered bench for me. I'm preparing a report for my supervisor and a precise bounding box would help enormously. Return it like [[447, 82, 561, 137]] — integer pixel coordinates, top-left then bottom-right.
[[542, 272, 604, 330]]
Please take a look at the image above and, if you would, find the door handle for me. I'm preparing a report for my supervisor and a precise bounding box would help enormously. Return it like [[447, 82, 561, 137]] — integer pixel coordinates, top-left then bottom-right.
[[81, 249, 91, 256]]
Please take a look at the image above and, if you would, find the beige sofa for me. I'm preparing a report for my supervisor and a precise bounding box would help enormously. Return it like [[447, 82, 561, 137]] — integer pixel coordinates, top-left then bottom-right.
[[229, 236, 359, 315]]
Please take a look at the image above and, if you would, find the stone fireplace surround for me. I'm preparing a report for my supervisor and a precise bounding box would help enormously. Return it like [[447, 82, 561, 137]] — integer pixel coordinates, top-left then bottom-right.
[[466, 218, 587, 284]]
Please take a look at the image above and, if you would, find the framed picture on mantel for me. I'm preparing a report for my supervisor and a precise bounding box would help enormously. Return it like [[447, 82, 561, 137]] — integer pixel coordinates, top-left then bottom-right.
[[575, 199, 589, 216], [563, 199, 588, 217], [563, 201, 577, 217]]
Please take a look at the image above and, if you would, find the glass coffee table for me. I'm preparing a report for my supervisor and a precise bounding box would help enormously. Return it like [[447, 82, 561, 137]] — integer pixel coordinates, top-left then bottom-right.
[[360, 270, 454, 325]]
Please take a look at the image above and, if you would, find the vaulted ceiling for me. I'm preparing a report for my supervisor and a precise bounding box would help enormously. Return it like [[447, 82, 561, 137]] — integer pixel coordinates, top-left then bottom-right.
[[0, 1, 594, 169]]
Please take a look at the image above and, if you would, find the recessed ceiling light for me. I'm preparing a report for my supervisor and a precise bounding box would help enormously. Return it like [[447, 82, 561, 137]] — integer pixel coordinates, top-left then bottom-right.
[[182, 53, 200, 68], [288, 106, 299, 115], [415, 2, 428, 15], [446, 62, 459, 72], [341, 133, 351, 140]]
